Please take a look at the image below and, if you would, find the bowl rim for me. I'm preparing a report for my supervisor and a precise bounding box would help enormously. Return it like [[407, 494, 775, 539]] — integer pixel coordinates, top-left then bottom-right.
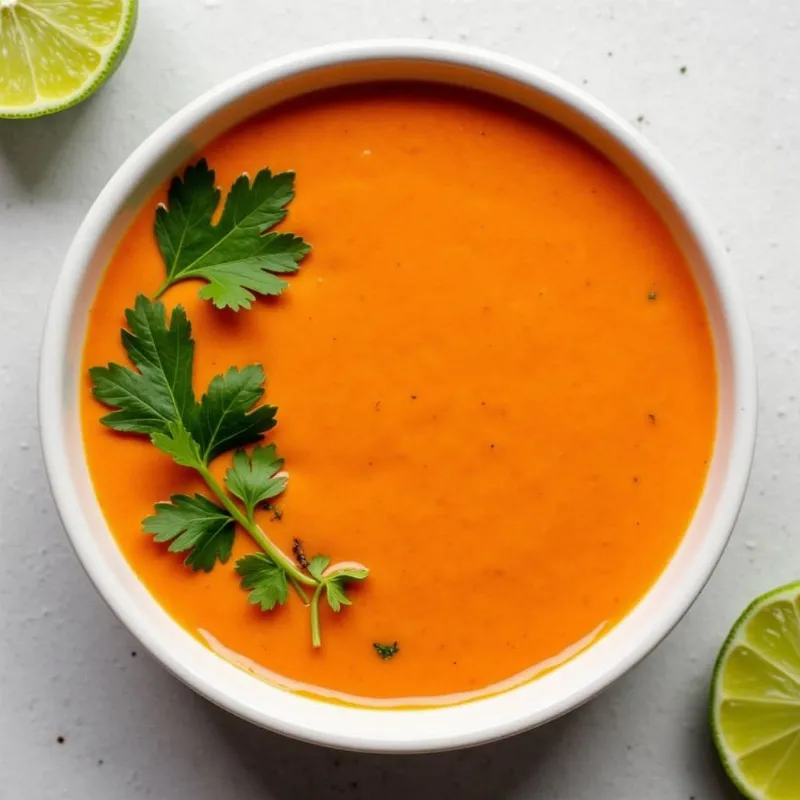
[[39, 38, 757, 753]]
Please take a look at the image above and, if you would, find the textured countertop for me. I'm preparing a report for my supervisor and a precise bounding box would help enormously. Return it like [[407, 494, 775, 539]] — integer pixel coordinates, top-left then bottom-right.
[[1, 1, 798, 797]]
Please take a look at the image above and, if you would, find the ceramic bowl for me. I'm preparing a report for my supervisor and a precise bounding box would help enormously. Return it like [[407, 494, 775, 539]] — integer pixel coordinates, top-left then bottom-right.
[[39, 40, 757, 753]]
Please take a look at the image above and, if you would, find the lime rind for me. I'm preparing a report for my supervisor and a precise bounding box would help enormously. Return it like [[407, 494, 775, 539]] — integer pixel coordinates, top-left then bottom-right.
[[711, 581, 800, 800], [0, 0, 137, 119]]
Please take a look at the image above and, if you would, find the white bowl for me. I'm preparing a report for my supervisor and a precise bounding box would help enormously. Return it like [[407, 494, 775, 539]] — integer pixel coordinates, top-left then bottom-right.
[[39, 40, 757, 753]]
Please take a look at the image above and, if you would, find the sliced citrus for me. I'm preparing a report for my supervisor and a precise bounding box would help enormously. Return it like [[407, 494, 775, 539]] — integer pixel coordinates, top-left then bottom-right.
[[711, 581, 800, 799], [0, 0, 137, 119]]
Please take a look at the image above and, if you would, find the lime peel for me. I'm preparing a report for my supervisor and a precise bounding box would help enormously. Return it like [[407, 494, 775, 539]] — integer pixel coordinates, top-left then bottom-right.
[[0, 0, 137, 119], [711, 581, 800, 800]]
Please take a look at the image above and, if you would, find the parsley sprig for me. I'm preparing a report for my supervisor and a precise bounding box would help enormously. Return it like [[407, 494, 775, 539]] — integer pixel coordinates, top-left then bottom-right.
[[89, 161, 368, 647]]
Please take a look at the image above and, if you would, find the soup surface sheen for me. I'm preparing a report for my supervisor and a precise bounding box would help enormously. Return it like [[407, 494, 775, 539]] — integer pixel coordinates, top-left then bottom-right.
[[81, 84, 716, 705]]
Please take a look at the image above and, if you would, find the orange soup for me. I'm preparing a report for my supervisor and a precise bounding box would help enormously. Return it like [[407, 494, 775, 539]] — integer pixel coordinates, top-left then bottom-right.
[[81, 84, 716, 705]]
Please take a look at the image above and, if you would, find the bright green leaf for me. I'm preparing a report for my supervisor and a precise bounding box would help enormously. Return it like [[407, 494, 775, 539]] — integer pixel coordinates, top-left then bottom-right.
[[154, 160, 310, 311], [225, 444, 286, 517], [89, 295, 195, 435], [151, 420, 203, 468], [325, 578, 352, 613], [235, 553, 289, 611], [142, 494, 235, 572], [308, 555, 330, 581], [194, 365, 277, 463]]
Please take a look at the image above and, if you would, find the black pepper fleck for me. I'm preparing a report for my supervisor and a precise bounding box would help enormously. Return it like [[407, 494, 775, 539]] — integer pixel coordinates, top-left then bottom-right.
[[56, 736, 65, 745], [292, 538, 309, 570]]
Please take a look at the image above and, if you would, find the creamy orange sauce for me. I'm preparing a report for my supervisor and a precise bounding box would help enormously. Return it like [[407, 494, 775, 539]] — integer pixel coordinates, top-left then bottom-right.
[[81, 84, 716, 704]]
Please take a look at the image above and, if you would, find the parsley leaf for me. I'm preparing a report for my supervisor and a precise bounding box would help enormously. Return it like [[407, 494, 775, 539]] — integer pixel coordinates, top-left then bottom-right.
[[194, 365, 277, 463], [89, 295, 195, 435], [151, 420, 203, 468], [373, 642, 400, 660], [325, 578, 352, 612], [142, 493, 235, 572], [235, 553, 289, 611], [225, 444, 286, 517], [324, 566, 369, 612], [90, 297, 275, 466], [154, 160, 310, 311], [328, 566, 370, 581], [308, 555, 330, 581]]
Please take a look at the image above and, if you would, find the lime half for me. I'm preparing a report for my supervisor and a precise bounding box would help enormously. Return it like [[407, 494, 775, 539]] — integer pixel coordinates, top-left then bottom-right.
[[0, 0, 137, 119], [711, 581, 800, 799]]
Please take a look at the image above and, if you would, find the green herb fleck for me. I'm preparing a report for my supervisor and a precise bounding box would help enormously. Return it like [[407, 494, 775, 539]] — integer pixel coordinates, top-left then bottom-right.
[[648, 291, 658, 301], [373, 641, 400, 660], [680, 65, 687, 74]]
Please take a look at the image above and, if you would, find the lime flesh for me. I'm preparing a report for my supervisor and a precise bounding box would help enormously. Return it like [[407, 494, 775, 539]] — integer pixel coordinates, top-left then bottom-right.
[[0, 0, 137, 119], [711, 581, 800, 799]]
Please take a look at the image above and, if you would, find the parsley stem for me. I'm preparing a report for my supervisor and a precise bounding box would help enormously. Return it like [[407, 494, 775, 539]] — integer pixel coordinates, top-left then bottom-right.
[[287, 573, 310, 606], [197, 464, 317, 588], [153, 281, 169, 300], [310, 582, 325, 648]]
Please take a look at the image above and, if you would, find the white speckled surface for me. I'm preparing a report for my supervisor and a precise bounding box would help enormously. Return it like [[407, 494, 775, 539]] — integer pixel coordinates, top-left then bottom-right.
[[1, 1, 797, 797]]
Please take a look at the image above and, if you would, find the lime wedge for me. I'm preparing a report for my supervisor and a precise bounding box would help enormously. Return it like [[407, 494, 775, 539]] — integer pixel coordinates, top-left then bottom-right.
[[0, 0, 137, 119], [711, 581, 800, 799]]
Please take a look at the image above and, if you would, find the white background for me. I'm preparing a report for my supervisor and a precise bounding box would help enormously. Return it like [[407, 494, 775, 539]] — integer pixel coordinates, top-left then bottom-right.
[[1, 1, 798, 797]]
